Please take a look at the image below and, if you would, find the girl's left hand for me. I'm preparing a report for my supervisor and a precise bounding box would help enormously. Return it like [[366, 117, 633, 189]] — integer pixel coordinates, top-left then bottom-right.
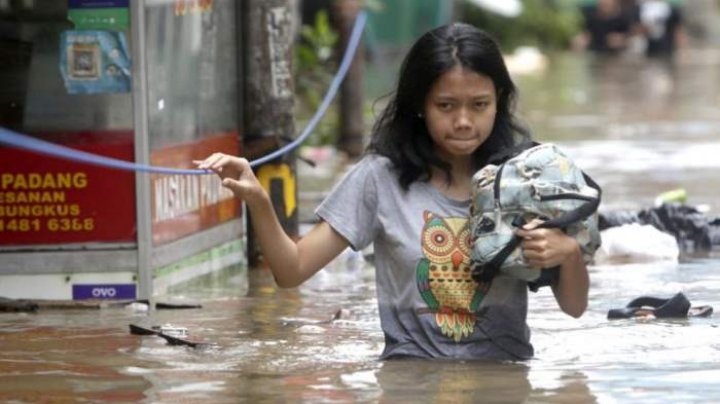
[[515, 219, 580, 269]]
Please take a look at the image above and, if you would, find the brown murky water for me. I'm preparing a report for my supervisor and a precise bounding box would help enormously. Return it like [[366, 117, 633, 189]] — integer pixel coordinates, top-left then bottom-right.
[[2, 49, 720, 403]]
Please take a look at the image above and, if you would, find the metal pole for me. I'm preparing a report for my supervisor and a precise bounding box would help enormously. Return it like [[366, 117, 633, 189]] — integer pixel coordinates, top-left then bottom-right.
[[130, 0, 153, 299], [243, 0, 298, 267]]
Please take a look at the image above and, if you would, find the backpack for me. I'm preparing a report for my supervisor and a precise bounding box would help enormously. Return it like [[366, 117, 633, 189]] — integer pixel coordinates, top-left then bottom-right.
[[469, 143, 602, 285]]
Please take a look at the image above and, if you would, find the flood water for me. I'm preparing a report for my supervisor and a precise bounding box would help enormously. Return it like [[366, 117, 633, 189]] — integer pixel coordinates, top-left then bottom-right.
[[3, 49, 720, 403]]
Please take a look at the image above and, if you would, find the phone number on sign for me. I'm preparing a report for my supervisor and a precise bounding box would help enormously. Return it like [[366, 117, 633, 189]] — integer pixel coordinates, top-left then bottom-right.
[[0, 218, 95, 232]]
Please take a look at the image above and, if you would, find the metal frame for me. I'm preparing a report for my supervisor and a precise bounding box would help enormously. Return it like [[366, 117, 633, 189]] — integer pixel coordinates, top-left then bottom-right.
[[129, 0, 246, 299], [151, 218, 244, 269], [0, 249, 137, 275], [130, 0, 153, 300]]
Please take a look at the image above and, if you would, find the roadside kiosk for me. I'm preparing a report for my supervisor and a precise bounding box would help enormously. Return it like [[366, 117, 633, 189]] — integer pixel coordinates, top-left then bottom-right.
[[0, 0, 245, 300]]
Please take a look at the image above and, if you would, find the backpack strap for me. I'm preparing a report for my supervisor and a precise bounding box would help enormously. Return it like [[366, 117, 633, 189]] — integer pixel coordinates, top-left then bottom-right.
[[537, 172, 601, 229], [472, 170, 602, 284]]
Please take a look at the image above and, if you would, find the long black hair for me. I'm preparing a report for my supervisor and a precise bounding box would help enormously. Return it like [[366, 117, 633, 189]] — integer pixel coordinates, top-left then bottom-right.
[[366, 23, 531, 190]]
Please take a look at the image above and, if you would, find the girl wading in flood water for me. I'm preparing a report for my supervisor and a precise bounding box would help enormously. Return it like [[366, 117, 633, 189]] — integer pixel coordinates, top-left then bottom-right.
[[196, 23, 589, 360]]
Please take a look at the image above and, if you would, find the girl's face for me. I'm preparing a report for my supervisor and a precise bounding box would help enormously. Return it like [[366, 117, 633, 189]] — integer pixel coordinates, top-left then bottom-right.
[[423, 65, 497, 164]]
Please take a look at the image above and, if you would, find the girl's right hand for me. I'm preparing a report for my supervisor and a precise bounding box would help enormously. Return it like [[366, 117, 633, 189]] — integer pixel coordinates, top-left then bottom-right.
[[193, 153, 263, 203]]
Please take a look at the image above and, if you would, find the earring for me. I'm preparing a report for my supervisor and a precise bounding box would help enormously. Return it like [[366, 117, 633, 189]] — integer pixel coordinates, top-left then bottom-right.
[[417, 112, 424, 119]]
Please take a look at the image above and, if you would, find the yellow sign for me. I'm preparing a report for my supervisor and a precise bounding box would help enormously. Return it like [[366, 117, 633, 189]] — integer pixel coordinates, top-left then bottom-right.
[[256, 163, 296, 219]]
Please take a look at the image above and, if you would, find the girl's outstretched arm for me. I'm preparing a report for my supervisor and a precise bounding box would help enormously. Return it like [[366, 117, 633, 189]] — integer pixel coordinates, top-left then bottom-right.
[[195, 154, 350, 288], [516, 223, 589, 318]]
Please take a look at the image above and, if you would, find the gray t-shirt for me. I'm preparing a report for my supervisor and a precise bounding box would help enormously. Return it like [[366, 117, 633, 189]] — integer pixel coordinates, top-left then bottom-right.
[[316, 155, 533, 360]]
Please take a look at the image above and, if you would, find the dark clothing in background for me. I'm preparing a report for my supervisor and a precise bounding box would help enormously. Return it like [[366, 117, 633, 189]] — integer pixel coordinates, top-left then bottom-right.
[[636, 3, 683, 57], [580, 5, 633, 53]]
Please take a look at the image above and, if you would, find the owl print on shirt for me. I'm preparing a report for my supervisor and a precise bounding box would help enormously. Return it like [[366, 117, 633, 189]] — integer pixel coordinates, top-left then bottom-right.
[[416, 211, 491, 342]]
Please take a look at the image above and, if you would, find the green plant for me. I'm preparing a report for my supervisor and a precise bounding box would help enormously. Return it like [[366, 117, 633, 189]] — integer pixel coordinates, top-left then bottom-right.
[[294, 10, 339, 146]]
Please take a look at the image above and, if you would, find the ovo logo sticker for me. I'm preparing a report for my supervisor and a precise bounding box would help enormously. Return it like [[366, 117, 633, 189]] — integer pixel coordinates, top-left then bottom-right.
[[92, 287, 117, 298], [72, 284, 136, 300]]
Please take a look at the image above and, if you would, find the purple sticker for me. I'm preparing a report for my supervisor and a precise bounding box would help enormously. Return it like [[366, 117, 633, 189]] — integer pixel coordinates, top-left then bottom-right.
[[73, 284, 136, 300], [68, 0, 129, 9]]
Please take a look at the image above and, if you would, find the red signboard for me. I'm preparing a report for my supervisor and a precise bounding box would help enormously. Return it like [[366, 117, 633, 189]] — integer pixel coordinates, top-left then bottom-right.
[[0, 131, 136, 245], [150, 132, 240, 245]]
